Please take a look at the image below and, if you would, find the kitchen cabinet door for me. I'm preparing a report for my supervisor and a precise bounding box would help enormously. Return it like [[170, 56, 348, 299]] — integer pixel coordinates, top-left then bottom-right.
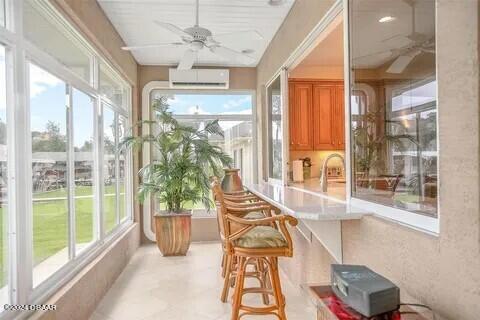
[[288, 82, 296, 150], [313, 85, 336, 150], [334, 86, 345, 149], [289, 83, 313, 150]]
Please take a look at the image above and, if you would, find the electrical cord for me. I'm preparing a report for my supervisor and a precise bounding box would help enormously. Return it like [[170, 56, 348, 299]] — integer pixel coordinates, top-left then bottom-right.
[[399, 303, 435, 320]]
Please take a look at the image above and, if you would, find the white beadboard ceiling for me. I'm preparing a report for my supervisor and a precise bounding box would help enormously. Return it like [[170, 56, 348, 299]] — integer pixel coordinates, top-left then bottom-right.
[[98, 0, 296, 67]]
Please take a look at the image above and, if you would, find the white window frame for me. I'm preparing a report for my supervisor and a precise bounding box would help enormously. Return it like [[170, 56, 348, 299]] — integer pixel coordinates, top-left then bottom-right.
[[265, 69, 289, 186], [259, 0, 439, 235], [0, 1, 134, 318], [345, 0, 439, 234], [141, 81, 257, 241]]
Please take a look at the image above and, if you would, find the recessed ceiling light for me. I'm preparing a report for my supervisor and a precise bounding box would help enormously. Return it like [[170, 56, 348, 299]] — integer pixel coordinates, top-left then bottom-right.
[[379, 16, 396, 23]]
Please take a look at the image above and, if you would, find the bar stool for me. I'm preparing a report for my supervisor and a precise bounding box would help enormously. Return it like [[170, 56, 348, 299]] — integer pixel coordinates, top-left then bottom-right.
[[212, 182, 298, 320], [211, 179, 273, 304], [210, 177, 272, 280]]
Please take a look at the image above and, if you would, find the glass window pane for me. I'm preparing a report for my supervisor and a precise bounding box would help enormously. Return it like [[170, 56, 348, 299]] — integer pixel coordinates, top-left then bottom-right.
[[150, 91, 253, 115], [267, 76, 283, 180], [177, 119, 254, 186], [349, 0, 437, 217], [103, 106, 116, 233], [149, 93, 254, 215], [73, 89, 96, 252], [0, 45, 8, 304], [24, 0, 91, 82], [30, 63, 68, 286], [118, 116, 127, 221], [99, 63, 126, 108]]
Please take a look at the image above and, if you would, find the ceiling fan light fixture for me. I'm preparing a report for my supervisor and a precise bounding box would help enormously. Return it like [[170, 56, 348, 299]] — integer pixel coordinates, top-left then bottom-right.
[[379, 16, 396, 23]]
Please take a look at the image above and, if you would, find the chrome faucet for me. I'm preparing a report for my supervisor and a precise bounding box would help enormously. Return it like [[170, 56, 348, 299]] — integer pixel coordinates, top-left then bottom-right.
[[320, 153, 345, 192]]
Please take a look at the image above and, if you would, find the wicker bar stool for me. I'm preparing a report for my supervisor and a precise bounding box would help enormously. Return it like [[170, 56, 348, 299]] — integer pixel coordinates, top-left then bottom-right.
[[210, 177, 272, 281], [211, 182, 298, 320], [211, 179, 274, 304]]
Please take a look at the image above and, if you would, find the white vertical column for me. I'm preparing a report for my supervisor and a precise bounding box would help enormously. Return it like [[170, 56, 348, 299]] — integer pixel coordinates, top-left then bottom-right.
[[97, 102, 105, 241], [280, 68, 289, 186], [11, 0, 33, 304], [114, 112, 120, 227], [66, 85, 75, 260], [343, 0, 352, 204]]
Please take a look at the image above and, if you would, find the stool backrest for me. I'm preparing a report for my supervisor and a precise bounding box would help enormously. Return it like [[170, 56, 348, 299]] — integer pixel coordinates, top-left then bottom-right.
[[211, 178, 229, 242]]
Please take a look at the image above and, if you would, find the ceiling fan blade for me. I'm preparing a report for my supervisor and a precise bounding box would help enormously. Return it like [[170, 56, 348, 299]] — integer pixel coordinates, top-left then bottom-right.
[[354, 50, 392, 61], [210, 46, 255, 65], [209, 30, 264, 45], [177, 49, 196, 70], [386, 49, 421, 74], [154, 21, 193, 40], [122, 43, 184, 51], [382, 34, 413, 49]]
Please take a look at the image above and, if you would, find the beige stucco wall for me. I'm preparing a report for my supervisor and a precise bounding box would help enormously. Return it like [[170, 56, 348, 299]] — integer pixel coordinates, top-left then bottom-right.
[[258, 1, 480, 320]]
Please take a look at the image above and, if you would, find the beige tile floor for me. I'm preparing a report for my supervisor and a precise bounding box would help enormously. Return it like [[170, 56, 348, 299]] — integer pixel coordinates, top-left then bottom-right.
[[90, 242, 316, 320]]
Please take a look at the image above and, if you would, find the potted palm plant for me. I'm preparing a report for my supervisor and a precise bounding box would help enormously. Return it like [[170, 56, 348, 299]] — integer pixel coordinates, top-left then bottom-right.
[[122, 96, 232, 256]]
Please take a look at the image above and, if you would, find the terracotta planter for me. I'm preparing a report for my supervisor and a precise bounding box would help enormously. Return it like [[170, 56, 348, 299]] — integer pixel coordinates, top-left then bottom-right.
[[221, 168, 243, 193], [154, 211, 192, 256]]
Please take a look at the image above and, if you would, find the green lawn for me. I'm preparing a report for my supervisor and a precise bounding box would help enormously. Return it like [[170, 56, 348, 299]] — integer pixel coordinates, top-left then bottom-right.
[[0, 184, 122, 287]]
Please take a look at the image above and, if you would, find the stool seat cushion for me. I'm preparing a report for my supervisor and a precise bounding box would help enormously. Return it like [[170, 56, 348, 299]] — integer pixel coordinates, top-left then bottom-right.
[[234, 226, 287, 248], [244, 211, 265, 219]]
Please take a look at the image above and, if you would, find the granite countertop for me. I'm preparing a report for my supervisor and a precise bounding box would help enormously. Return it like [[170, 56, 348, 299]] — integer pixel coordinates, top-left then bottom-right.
[[245, 182, 370, 221], [290, 177, 346, 201]]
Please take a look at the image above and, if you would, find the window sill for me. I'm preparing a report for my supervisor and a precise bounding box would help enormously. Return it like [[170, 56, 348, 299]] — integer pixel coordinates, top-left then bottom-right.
[[27, 220, 136, 314], [349, 197, 439, 235]]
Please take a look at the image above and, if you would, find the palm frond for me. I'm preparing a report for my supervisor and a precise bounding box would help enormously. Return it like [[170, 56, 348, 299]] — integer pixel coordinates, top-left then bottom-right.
[[123, 99, 232, 213]]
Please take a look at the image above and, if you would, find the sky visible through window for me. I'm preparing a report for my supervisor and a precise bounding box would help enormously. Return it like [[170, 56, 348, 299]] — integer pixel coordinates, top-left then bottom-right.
[[155, 93, 252, 115], [29, 64, 94, 148]]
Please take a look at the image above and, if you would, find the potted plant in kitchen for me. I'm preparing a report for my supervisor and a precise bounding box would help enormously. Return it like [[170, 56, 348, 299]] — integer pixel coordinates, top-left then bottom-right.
[[121, 96, 232, 256]]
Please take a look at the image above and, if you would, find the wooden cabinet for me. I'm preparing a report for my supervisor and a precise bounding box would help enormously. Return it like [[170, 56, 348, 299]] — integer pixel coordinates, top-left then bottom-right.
[[334, 86, 345, 150], [289, 83, 313, 150], [289, 80, 344, 151], [312, 85, 335, 150]]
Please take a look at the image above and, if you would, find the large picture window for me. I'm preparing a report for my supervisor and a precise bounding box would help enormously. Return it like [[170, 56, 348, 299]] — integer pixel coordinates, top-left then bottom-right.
[[149, 90, 256, 214], [349, 0, 437, 218], [30, 63, 69, 287], [0, 0, 133, 313]]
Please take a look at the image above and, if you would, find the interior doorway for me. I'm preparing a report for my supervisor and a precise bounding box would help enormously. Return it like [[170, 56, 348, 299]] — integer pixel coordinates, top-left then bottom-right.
[[286, 14, 346, 201]]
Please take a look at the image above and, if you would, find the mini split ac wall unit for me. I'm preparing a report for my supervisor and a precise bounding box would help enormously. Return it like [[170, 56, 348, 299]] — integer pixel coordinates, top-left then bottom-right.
[[169, 68, 230, 89]]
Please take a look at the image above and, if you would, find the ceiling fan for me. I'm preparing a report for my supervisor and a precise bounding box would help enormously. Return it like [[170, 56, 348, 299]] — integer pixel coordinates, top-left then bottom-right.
[[121, 0, 263, 70], [356, 0, 435, 74]]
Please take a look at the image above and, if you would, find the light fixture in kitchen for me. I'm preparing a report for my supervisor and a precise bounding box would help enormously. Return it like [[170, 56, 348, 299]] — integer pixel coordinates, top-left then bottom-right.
[[379, 16, 396, 23]]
